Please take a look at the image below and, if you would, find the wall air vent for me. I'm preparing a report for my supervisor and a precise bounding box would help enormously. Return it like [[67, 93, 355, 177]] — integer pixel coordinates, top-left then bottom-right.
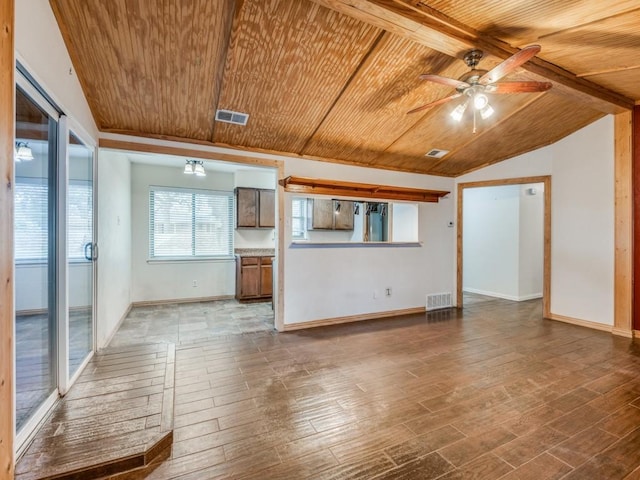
[[425, 149, 449, 159], [426, 292, 453, 311], [215, 109, 249, 126]]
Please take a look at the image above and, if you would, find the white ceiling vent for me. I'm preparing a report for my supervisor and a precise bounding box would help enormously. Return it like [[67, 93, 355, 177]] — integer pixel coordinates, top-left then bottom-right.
[[425, 148, 449, 159], [215, 109, 249, 126]]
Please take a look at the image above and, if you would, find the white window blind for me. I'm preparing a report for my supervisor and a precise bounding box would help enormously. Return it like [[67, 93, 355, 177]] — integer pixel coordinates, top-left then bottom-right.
[[291, 197, 307, 240], [67, 182, 93, 260], [14, 179, 48, 261], [14, 179, 93, 261], [149, 186, 234, 258]]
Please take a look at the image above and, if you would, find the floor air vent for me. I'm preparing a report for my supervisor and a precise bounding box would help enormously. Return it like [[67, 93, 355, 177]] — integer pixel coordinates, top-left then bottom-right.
[[215, 109, 249, 126], [426, 292, 453, 311]]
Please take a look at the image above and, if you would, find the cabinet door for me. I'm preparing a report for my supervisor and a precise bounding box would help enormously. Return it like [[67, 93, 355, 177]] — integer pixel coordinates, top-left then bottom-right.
[[236, 188, 257, 228], [333, 200, 354, 230], [310, 198, 334, 229], [260, 257, 273, 296], [258, 189, 275, 228], [240, 257, 260, 297]]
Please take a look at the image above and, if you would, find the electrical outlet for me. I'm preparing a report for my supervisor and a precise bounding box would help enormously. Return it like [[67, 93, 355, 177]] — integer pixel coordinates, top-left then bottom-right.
[[192, 280, 198, 287], [385, 287, 392, 297]]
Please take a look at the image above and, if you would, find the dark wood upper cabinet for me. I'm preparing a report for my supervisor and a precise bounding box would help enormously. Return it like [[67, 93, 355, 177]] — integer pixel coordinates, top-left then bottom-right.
[[333, 200, 354, 230], [236, 187, 275, 228], [309, 198, 334, 230], [258, 189, 275, 228], [307, 198, 354, 230]]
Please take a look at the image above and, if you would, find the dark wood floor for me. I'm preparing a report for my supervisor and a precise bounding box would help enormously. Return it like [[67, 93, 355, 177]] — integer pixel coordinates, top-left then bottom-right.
[[127, 297, 640, 479]]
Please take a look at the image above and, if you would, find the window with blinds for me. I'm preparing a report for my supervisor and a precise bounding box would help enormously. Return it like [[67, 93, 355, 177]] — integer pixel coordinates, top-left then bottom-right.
[[14, 179, 48, 261], [149, 186, 234, 259], [14, 178, 93, 261], [291, 197, 307, 240]]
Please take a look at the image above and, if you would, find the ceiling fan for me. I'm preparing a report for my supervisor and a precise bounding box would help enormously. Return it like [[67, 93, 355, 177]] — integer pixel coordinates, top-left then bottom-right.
[[408, 45, 552, 132]]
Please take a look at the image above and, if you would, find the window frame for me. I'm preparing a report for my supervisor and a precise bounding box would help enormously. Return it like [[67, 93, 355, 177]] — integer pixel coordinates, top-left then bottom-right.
[[148, 185, 234, 261]]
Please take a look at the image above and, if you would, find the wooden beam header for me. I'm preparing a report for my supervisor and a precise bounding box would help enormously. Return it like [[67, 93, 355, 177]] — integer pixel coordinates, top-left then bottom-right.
[[280, 176, 449, 202]]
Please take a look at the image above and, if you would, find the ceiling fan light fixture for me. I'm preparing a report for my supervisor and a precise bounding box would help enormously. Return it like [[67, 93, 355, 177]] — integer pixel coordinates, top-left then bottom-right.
[[450, 101, 468, 122], [473, 93, 489, 110], [480, 104, 494, 120]]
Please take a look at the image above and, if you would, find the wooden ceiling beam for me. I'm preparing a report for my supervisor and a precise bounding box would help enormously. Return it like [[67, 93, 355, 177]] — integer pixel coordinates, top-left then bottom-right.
[[310, 0, 634, 114]]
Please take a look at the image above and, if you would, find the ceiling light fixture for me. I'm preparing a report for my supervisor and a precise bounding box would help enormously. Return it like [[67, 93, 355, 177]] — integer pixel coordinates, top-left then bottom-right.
[[14, 141, 34, 162], [194, 162, 206, 177], [480, 104, 495, 120], [183, 159, 206, 177], [473, 93, 489, 110], [450, 100, 468, 122]]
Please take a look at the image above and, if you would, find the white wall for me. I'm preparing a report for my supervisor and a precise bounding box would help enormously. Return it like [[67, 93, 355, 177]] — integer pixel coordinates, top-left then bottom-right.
[[97, 151, 132, 348], [457, 116, 614, 326], [519, 184, 545, 299], [463, 185, 520, 299], [131, 163, 236, 303], [283, 159, 455, 325], [462, 184, 544, 301]]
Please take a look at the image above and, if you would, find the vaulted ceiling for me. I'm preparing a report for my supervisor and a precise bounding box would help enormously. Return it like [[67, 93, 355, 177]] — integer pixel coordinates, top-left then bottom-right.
[[50, 0, 638, 176]]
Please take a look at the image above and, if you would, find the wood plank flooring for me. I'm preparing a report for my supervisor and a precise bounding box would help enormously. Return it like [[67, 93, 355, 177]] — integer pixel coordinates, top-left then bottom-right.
[[19, 297, 640, 479], [133, 298, 640, 479], [15, 343, 174, 480]]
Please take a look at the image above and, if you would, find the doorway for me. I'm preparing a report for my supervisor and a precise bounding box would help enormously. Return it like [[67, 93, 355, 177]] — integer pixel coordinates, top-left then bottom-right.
[[456, 176, 551, 316]]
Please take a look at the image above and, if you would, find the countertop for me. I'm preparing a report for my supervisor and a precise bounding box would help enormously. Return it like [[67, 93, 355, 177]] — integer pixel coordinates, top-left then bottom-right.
[[234, 248, 275, 257]]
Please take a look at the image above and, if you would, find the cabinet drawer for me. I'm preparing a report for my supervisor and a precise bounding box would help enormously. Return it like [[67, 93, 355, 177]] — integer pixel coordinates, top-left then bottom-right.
[[260, 256, 273, 265], [241, 257, 259, 266]]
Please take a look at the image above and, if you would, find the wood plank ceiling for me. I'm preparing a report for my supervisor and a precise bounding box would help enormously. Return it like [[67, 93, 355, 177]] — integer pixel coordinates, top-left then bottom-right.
[[49, 0, 638, 177]]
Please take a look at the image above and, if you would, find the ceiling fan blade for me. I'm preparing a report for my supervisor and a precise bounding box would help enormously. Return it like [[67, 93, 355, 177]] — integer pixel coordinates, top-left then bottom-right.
[[419, 74, 470, 90], [479, 45, 541, 85], [486, 81, 552, 94], [407, 93, 463, 114]]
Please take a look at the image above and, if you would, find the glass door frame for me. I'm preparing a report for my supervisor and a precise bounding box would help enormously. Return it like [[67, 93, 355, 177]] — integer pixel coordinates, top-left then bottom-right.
[[14, 69, 98, 455], [62, 120, 97, 393], [14, 70, 61, 454]]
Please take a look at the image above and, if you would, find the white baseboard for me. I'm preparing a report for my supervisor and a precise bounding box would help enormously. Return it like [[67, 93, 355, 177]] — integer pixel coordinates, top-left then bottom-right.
[[463, 287, 542, 302], [282, 306, 426, 332]]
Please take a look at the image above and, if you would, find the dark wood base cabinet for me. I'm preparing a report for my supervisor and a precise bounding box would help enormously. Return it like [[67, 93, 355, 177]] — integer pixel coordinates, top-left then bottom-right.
[[236, 256, 273, 301]]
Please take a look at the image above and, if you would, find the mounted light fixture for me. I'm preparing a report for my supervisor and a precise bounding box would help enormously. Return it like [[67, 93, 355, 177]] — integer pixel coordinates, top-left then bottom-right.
[[409, 45, 552, 133], [14, 141, 34, 162], [473, 93, 489, 110], [450, 100, 468, 122], [184, 159, 206, 177], [480, 104, 495, 120]]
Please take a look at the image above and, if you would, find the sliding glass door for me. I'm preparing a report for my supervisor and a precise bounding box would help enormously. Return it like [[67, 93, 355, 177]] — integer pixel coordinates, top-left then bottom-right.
[[67, 132, 95, 379], [14, 86, 58, 433], [14, 69, 97, 451]]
